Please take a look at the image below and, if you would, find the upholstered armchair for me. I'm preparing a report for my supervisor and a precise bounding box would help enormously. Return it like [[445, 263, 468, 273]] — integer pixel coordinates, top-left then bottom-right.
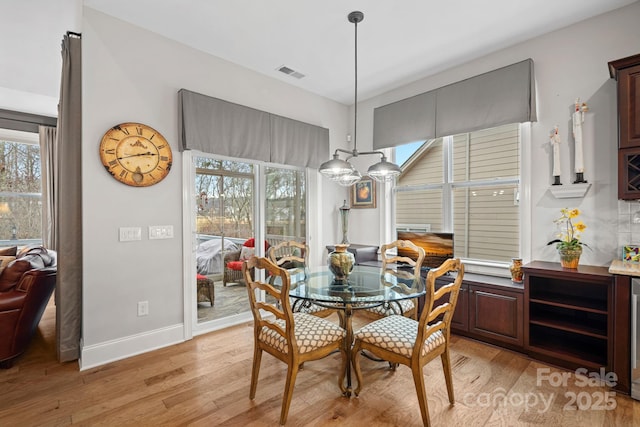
[[0, 245, 57, 368]]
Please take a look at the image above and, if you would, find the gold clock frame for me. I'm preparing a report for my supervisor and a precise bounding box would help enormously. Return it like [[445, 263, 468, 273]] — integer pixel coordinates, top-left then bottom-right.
[[99, 122, 172, 187]]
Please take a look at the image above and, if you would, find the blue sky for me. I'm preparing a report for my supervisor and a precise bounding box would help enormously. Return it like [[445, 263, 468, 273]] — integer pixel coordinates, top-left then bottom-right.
[[395, 140, 423, 166]]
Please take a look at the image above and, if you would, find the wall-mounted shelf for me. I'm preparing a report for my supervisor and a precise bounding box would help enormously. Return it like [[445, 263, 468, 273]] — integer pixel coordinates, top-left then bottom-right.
[[549, 183, 591, 199]]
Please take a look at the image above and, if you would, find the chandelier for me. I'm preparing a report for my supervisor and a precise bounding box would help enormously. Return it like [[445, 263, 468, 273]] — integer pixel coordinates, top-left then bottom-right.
[[319, 11, 402, 187]]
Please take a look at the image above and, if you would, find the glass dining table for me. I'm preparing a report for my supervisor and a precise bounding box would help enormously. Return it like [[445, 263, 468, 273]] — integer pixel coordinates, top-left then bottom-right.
[[286, 264, 426, 396]]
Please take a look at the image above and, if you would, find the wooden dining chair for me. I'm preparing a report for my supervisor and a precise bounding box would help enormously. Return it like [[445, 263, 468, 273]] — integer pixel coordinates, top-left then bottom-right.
[[363, 240, 425, 320], [268, 240, 340, 319], [351, 258, 464, 427], [243, 256, 347, 425]]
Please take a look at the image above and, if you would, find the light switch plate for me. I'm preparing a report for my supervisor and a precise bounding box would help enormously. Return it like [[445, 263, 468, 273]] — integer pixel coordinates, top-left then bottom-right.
[[119, 227, 142, 242], [149, 225, 174, 240]]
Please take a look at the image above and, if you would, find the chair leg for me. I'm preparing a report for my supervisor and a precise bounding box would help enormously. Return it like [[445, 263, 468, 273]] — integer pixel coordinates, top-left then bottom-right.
[[249, 347, 262, 399], [411, 365, 431, 427], [351, 341, 363, 396], [441, 348, 455, 404], [280, 362, 300, 425]]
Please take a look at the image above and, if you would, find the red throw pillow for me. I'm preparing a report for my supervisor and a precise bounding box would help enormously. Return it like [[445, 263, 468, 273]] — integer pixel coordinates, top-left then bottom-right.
[[242, 238, 269, 250], [227, 261, 244, 271], [196, 274, 208, 280]]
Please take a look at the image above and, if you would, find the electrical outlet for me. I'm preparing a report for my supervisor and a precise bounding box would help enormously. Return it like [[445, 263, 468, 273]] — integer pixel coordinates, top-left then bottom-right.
[[137, 301, 149, 316]]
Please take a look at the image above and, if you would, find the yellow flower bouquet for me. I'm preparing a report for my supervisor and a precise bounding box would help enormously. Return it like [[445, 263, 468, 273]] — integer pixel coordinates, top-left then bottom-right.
[[547, 208, 588, 268]]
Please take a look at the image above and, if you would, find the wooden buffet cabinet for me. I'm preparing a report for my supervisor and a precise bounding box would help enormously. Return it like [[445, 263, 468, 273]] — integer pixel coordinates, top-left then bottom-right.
[[522, 261, 630, 394], [609, 53, 640, 199], [434, 262, 630, 394]]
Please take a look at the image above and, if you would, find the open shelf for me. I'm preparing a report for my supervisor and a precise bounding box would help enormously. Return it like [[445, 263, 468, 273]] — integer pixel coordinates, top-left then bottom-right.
[[523, 261, 613, 373], [548, 183, 591, 199], [529, 324, 607, 368], [530, 302, 607, 339]]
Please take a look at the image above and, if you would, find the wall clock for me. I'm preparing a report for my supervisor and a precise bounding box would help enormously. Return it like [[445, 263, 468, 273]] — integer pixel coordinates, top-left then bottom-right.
[[99, 122, 173, 187]]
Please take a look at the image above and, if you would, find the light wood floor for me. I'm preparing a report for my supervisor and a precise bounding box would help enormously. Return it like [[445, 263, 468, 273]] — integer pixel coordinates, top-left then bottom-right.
[[1, 302, 639, 426]]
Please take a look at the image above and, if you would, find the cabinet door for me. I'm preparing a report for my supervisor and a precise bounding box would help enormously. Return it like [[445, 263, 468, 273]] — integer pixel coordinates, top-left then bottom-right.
[[618, 147, 640, 199], [451, 285, 469, 332], [469, 285, 523, 347], [435, 281, 468, 332], [618, 64, 640, 149]]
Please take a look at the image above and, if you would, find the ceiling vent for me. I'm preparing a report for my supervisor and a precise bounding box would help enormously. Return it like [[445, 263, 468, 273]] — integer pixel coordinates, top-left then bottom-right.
[[276, 65, 305, 79]]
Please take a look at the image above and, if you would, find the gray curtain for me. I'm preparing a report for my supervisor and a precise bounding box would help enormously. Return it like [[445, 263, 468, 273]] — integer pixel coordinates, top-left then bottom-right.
[[39, 125, 57, 249], [178, 89, 329, 168], [373, 59, 537, 149], [56, 32, 82, 363]]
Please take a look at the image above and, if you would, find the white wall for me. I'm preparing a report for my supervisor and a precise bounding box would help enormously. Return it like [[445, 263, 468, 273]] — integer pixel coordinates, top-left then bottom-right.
[[346, 1, 640, 267], [80, 8, 348, 367]]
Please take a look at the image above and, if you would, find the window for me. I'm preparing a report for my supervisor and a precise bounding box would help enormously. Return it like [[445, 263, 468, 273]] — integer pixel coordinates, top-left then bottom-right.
[[265, 166, 306, 243], [0, 129, 42, 246], [395, 123, 520, 265]]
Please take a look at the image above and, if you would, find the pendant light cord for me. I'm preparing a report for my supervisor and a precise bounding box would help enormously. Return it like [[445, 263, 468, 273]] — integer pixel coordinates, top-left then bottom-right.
[[353, 16, 358, 154]]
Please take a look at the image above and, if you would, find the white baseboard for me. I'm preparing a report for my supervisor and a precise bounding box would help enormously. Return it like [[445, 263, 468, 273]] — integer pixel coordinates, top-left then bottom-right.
[[79, 323, 185, 370]]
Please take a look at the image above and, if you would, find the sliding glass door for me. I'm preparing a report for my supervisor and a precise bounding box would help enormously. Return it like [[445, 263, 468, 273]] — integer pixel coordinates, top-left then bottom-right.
[[265, 166, 306, 247], [194, 157, 254, 325], [191, 154, 306, 330]]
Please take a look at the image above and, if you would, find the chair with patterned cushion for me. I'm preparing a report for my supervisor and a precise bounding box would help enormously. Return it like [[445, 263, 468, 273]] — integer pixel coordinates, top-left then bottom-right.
[[243, 256, 347, 425], [363, 240, 425, 320], [351, 258, 464, 427], [268, 240, 340, 319]]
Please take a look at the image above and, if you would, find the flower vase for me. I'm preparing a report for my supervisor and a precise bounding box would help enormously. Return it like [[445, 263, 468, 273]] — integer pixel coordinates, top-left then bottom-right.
[[328, 244, 355, 282], [509, 258, 524, 283], [558, 246, 582, 269]]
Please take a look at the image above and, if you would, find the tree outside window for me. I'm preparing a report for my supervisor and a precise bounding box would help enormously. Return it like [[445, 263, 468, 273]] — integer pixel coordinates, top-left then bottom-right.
[[0, 135, 42, 245]]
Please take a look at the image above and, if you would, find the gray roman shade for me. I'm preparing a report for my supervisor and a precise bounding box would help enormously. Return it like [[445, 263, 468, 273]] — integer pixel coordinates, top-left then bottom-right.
[[373, 59, 536, 149], [270, 115, 329, 168], [178, 89, 329, 168], [436, 59, 536, 137], [373, 90, 436, 150], [178, 89, 270, 162]]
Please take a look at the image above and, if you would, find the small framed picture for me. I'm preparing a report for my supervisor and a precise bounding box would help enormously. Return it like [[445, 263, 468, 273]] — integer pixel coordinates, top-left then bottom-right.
[[351, 177, 376, 209]]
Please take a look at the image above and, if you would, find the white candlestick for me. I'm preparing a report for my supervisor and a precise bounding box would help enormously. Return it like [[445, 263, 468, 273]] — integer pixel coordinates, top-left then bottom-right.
[[551, 125, 561, 177], [573, 100, 584, 174]]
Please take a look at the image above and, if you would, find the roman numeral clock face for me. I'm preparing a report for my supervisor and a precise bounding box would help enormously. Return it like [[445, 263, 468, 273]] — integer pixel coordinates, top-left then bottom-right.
[[99, 122, 173, 187]]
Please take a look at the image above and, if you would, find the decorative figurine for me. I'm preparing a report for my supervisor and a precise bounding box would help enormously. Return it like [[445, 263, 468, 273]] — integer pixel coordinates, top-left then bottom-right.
[[339, 200, 350, 244], [550, 125, 562, 185], [573, 98, 588, 183]]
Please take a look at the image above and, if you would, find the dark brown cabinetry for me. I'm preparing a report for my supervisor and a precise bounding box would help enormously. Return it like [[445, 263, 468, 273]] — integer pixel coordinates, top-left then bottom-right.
[[618, 147, 640, 199], [436, 273, 524, 350], [523, 261, 630, 393], [469, 284, 524, 348], [609, 53, 640, 199]]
